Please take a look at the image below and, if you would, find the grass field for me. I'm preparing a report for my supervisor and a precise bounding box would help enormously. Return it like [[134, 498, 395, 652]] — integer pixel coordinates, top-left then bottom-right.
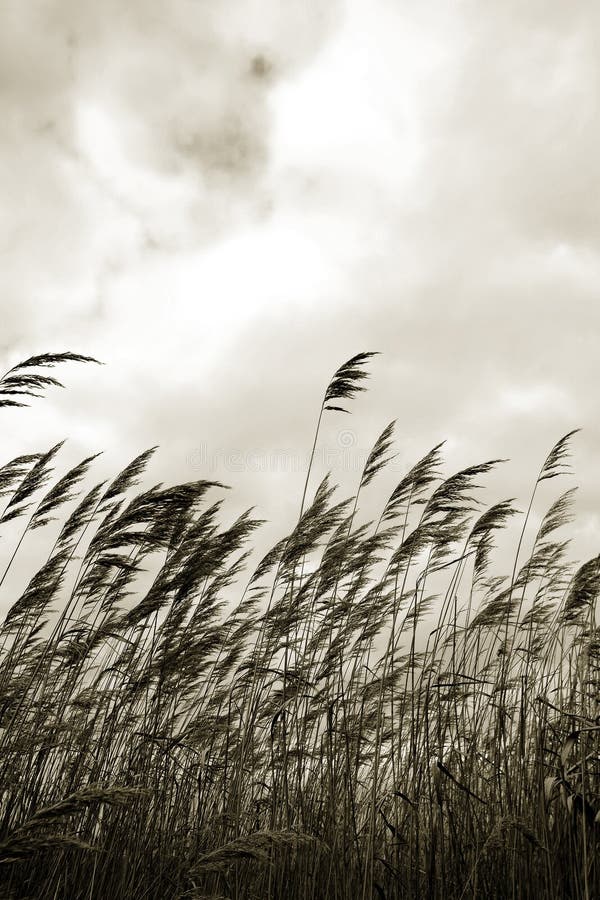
[[0, 351, 597, 899]]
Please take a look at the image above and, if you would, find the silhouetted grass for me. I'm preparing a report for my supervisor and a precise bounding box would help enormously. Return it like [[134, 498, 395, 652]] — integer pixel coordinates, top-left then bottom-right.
[[0, 352, 597, 899]]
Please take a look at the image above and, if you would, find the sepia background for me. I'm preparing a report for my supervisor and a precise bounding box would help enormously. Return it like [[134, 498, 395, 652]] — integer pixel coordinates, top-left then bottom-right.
[[1, 0, 599, 567]]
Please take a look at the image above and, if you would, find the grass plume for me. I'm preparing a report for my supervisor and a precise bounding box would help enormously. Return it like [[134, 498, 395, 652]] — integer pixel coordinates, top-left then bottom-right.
[[0, 351, 596, 899]]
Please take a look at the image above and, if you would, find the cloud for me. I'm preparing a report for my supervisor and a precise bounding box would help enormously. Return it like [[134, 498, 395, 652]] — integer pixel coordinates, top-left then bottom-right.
[[0, 0, 342, 346], [2, 0, 600, 568]]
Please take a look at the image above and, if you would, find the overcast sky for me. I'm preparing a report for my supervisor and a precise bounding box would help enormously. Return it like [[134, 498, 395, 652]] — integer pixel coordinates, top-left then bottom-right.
[[2, 1, 599, 565]]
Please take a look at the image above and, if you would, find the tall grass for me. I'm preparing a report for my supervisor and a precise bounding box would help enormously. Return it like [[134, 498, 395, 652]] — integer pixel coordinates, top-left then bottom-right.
[[0, 352, 598, 899]]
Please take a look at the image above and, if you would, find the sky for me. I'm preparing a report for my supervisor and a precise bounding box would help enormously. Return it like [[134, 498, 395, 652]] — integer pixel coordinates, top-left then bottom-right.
[[1, 0, 600, 568]]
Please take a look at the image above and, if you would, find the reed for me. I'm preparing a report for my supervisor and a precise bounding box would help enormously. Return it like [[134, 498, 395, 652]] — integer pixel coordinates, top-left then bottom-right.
[[0, 352, 597, 899]]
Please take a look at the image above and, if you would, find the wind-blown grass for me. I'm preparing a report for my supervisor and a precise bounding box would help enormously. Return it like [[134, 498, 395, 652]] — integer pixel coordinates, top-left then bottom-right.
[[0, 352, 598, 899]]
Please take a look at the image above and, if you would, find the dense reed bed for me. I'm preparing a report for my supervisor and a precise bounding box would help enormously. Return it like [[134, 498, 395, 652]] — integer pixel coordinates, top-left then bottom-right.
[[0, 351, 598, 899]]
